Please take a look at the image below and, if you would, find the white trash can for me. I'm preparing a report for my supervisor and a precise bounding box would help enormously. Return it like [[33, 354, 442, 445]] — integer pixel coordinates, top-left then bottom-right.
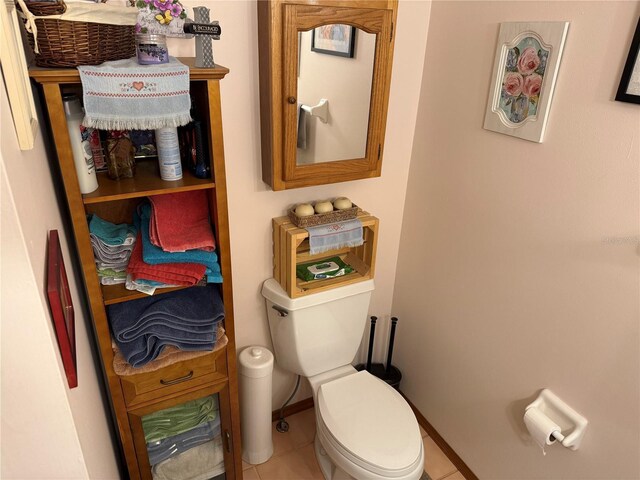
[[238, 346, 274, 465]]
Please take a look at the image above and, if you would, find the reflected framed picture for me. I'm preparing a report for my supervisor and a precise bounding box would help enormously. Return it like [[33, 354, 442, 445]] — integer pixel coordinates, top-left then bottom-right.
[[311, 24, 356, 58], [615, 17, 640, 104], [483, 21, 570, 143], [47, 230, 77, 389]]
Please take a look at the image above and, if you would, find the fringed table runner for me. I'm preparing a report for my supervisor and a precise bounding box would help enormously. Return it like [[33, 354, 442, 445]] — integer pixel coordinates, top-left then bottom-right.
[[78, 57, 191, 130]]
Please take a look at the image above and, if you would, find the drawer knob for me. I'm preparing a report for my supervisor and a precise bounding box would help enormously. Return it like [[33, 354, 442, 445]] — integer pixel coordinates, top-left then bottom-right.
[[160, 370, 194, 386]]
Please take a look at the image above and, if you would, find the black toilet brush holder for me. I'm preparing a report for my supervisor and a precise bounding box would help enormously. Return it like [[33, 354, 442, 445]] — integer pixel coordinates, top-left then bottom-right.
[[355, 316, 402, 390]]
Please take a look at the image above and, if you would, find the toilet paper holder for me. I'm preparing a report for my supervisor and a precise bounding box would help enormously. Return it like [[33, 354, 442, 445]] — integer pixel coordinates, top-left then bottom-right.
[[525, 389, 588, 451]]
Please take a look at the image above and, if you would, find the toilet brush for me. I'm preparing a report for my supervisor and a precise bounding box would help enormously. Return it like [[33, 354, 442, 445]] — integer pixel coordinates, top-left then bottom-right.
[[365, 316, 377, 372], [385, 317, 398, 375]]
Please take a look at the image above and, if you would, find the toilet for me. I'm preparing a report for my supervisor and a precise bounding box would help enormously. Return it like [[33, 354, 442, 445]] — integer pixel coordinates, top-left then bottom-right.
[[262, 278, 424, 480]]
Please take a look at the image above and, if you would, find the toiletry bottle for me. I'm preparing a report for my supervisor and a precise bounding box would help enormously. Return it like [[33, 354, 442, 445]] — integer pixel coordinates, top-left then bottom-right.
[[155, 127, 183, 181], [62, 94, 99, 194]]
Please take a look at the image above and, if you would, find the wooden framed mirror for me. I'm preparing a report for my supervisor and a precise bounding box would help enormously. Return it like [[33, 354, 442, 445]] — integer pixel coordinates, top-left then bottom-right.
[[258, 0, 398, 190]]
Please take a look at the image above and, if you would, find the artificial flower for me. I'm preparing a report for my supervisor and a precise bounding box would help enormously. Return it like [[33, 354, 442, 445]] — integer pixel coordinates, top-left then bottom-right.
[[155, 9, 173, 24], [169, 2, 182, 17], [153, 0, 169, 11]]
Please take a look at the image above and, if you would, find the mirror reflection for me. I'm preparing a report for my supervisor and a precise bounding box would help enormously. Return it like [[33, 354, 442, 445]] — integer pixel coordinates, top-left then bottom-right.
[[296, 25, 376, 165]]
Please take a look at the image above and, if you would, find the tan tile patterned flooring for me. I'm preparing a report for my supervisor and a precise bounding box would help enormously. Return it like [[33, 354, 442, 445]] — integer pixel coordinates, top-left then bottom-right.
[[242, 409, 466, 480]]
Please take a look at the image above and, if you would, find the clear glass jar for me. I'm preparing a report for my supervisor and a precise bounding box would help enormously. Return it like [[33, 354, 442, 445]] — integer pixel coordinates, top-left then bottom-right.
[[136, 34, 169, 65]]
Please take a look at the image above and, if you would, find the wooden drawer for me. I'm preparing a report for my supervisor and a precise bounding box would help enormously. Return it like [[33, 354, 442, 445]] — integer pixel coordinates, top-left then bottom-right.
[[121, 348, 227, 407]]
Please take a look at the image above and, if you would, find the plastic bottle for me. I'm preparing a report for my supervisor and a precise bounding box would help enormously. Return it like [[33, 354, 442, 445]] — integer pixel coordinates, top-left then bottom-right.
[[155, 127, 183, 181], [62, 94, 98, 194]]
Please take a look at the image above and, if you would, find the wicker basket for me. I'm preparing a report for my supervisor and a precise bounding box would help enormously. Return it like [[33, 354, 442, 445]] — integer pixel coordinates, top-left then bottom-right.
[[288, 204, 360, 228], [18, 0, 136, 68]]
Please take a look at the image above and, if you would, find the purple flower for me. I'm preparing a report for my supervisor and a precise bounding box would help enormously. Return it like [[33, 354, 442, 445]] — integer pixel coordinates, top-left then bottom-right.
[[135, 22, 142, 32], [153, 0, 169, 10], [169, 2, 182, 16]]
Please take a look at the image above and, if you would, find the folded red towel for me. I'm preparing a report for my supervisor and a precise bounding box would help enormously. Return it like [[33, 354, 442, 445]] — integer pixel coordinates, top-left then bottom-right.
[[127, 234, 206, 286], [148, 191, 216, 252]]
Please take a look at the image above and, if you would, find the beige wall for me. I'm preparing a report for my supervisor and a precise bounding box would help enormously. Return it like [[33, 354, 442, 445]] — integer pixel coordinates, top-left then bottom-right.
[[1, 81, 120, 478], [392, 2, 640, 479], [169, 0, 431, 407]]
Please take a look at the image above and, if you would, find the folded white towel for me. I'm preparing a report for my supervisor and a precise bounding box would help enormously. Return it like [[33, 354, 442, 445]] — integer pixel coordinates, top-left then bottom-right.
[[306, 218, 364, 255], [152, 437, 224, 480]]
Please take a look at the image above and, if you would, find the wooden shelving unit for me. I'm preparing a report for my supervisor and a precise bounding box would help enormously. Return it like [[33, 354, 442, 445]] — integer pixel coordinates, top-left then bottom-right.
[[30, 61, 242, 480], [273, 211, 379, 298]]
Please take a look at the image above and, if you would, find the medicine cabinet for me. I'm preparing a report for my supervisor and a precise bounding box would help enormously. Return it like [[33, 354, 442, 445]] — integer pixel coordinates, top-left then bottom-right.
[[258, 0, 398, 190]]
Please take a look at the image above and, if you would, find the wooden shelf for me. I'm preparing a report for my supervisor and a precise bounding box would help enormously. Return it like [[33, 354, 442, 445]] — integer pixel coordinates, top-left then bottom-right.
[[101, 283, 191, 305], [83, 160, 215, 205], [273, 212, 379, 298], [29, 58, 229, 84]]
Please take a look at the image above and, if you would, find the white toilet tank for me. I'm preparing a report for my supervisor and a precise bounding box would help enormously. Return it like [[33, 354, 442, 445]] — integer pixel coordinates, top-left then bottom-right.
[[261, 279, 374, 377]]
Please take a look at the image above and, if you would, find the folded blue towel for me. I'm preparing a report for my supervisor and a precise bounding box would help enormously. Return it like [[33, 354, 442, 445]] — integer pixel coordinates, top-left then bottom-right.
[[147, 417, 221, 466], [107, 285, 225, 367], [136, 205, 222, 281], [89, 214, 137, 246]]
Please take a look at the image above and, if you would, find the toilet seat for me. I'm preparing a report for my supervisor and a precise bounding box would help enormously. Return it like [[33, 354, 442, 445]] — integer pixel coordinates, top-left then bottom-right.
[[316, 371, 423, 478]]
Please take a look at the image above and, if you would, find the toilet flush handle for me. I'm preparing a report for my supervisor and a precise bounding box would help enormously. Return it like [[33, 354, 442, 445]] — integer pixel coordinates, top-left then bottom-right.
[[272, 305, 289, 317]]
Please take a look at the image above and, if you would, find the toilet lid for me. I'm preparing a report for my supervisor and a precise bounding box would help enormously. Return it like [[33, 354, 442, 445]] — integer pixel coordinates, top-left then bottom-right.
[[317, 371, 422, 473]]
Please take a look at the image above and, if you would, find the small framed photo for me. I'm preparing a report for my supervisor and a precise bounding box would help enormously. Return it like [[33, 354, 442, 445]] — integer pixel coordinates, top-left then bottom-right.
[[311, 24, 356, 58], [615, 18, 640, 105], [483, 21, 570, 143]]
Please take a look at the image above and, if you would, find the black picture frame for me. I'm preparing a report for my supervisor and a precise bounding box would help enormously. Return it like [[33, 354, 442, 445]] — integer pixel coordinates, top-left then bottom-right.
[[616, 17, 640, 104], [311, 25, 356, 58]]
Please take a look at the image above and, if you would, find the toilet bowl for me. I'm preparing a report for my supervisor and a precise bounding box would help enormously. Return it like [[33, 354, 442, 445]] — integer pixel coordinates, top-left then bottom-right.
[[311, 368, 424, 480], [262, 279, 424, 480]]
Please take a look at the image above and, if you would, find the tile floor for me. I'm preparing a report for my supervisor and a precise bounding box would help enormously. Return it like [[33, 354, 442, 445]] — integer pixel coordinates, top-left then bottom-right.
[[241, 408, 466, 480]]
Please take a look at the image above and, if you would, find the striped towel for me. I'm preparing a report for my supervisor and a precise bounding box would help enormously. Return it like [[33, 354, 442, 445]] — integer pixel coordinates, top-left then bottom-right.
[[78, 57, 191, 130]]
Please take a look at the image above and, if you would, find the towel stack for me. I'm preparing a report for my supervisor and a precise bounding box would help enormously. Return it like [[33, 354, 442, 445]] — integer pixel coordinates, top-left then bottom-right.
[[107, 285, 224, 367], [112, 326, 228, 376], [142, 396, 225, 480], [126, 191, 222, 290], [89, 215, 136, 285]]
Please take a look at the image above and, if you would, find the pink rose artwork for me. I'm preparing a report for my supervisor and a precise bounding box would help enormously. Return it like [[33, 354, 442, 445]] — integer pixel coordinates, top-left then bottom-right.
[[523, 73, 543, 98], [517, 47, 541, 76], [499, 37, 549, 124], [503, 72, 524, 96]]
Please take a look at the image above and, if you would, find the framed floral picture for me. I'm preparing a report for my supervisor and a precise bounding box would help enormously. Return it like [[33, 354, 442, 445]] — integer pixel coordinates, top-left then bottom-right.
[[484, 22, 570, 143], [615, 17, 640, 105]]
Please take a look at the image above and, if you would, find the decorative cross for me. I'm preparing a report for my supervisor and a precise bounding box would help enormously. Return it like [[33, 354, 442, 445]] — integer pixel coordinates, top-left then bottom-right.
[[192, 7, 221, 68]]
